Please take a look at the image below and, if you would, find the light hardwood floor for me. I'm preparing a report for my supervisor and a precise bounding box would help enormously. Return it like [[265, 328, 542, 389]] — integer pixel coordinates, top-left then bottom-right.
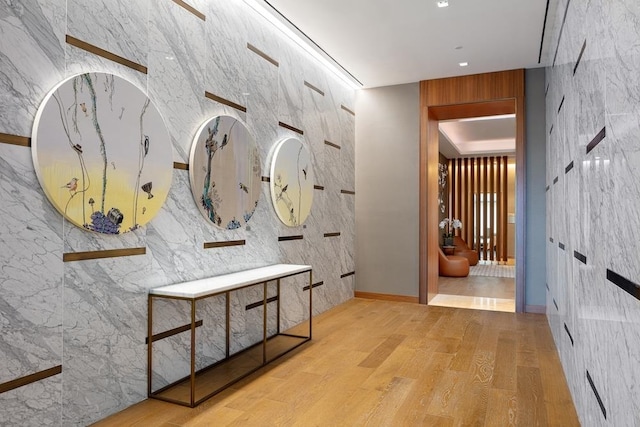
[[94, 298, 579, 426]]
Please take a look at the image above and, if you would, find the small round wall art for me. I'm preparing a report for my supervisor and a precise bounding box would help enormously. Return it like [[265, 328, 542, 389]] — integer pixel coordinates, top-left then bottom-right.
[[31, 72, 173, 234], [189, 115, 261, 229], [269, 137, 314, 226]]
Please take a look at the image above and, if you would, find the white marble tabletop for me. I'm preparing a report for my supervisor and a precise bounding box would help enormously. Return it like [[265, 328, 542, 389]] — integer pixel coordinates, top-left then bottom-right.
[[149, 264, 312, 299]]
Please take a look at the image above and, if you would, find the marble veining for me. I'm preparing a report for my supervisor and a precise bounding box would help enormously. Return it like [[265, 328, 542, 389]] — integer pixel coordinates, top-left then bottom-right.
[[0, 0, 66, 137], [0, 146, 62, 384], [66, 0, 150, 66]]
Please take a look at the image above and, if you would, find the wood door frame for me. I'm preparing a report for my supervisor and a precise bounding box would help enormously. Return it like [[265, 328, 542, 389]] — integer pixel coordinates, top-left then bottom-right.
[[419, 69, 526, 312]]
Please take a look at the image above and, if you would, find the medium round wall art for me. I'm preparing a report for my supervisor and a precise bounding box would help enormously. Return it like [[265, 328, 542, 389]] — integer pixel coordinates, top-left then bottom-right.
[[31, 72, 173, 234], [189, 115, 261, 229], [269, 137, 314, 226]]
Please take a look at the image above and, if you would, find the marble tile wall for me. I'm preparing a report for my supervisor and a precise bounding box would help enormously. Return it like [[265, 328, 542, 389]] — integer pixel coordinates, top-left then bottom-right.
[[0, 0, 355, 425], [545, 0, 640, 424]]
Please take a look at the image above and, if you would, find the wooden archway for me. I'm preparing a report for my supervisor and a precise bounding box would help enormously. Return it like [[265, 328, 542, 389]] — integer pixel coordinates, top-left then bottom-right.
[[419, 69, 526, 311]]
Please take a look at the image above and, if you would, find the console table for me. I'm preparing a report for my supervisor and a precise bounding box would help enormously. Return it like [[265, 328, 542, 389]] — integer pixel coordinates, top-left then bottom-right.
[[147, 264, 312, 407]]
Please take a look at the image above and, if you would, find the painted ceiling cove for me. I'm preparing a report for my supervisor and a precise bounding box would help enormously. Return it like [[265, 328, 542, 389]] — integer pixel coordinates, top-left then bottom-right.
[[262, 0, 560, 88], [439, 115, 516, 158]]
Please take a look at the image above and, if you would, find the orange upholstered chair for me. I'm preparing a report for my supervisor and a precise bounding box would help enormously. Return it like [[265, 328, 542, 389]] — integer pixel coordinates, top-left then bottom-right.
[[453, 236, 479, 266], [438, 246, 470, 277]]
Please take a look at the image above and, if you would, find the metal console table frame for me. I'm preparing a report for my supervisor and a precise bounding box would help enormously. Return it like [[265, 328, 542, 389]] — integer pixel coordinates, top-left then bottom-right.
[[147, 264, 312, 407]]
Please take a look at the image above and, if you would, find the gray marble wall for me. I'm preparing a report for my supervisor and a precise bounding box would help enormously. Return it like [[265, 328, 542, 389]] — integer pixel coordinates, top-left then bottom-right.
[[0, 0, 355, 425], [545, 0, 640, 424]]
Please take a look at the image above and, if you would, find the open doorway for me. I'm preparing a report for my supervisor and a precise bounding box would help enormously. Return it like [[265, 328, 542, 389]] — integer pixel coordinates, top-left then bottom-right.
[[431, 116, 516, 312], [418, 69, 525, 312]]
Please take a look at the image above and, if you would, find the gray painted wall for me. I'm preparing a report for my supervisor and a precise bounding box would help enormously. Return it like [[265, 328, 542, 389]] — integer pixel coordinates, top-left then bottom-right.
[[355, 83, 420, 297], [524, 67, 547, 308]]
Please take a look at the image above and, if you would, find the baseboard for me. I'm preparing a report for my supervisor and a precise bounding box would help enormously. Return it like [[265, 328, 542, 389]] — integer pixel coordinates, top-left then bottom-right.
[[354, 291, 419, 304], [525, 304, 546, 314]]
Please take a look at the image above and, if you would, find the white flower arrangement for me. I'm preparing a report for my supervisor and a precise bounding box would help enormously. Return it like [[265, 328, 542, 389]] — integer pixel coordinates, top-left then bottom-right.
[[439, 218, 462, 238]]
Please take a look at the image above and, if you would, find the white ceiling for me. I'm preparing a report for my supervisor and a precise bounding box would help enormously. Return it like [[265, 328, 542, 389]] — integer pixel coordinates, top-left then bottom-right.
[[439, 115, 516, 158], [262, 0, 560, 88]]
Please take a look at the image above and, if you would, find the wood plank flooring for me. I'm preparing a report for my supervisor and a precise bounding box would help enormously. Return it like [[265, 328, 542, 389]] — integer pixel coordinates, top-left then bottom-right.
[[94, 298, 579, 426]]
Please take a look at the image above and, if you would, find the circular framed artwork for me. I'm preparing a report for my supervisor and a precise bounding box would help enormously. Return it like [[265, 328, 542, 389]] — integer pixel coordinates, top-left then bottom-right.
[[269, 137, 314, 226], [31, 72, 173, 234], [189, 115, 261, 229]]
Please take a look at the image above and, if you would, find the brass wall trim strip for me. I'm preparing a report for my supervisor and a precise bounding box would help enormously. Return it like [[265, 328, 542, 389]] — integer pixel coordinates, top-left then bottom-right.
[[324, 232, 341, 238], [246, 295, 278, 311], [278, 121, 304, 135], [63, 247, 146, 262], [66, 35, 148, 74], [552, 0, 571, 67], [586, 370, 607, 420], [173, 162, 189, 170], [204, 91, 247, 113], [303, 80, 325, 96], [278, 235, 303, 242], [172, 0, 206, 21], [606, 269, 640, 301], [341, 104, 355, 116], [341, 271, 355, 278], [341, 190, 356, 195], [0, 132, 31, 147], [324, 140, 341, 150], [247, 43, 279, 67], [204, 240, 245, 249], [564, 323, 574, 346], [573, 39, 587, 75], [314, 185, 324, 190], [261, 176, 271, 182], [0, 365, 62, 394], [303, 281, 324, 291], [145, 320, 203, 344], [557, 95, 565, 114], [565, 161, 574, 174], [586, 127, 606, 154]]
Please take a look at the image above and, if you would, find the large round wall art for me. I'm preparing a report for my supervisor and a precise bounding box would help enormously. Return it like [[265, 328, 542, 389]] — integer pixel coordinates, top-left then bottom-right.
[[32, 73, 173, 234], [269, 137, 314, 227], [189, 115, 261, 229]]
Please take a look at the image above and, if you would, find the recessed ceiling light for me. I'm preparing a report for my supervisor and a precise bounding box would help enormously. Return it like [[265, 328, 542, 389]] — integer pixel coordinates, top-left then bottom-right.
[[459, 62, 468, 67], [437, 1, 449, 7]]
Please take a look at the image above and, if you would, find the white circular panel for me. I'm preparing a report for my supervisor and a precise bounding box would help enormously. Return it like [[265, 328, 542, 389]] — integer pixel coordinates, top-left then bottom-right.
[[269, 137, 314, 226], [32, 73, 173, 234], [189, 115, 261, 229]]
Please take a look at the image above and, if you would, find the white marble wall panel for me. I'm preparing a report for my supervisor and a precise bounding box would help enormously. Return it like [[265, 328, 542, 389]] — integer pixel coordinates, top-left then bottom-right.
[[204, 0, 248, 107], [303, 88, 327, 188], [66, 0, 149, 66], [0, 0, 66, 136], [0, 375, 61, 427], [229, 283, 264, 354], [62, 254, 153, 426], [546, 0, 640, 423], [277, 37, 304, 130], [0, 146, 63, 386], [148, 0, 207, 163]]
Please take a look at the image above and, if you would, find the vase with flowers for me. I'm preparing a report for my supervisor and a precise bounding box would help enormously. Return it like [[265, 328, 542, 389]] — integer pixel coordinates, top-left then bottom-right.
[[439, 218, 462, 246]]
